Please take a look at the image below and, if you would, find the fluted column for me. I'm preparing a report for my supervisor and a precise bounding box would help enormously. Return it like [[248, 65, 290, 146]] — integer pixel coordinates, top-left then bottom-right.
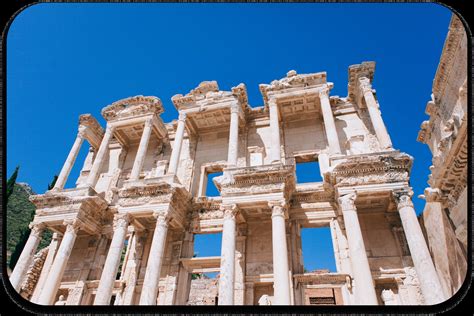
[[268, 99, 281, 163], [319, 88, 341, 155], [130, 118, 153, 181], [37, 219, 82, 305], [270, 201, 291, 305], [84, 124, 115, 188], [139, 211, 171, 305], [53, 127, 86, 190], [338, 193, 378, 305], [358, 77, 392, 149], [393, 189, 445, 304], [218, 204, 238, 305], [10, 223, 45, 291], [167, 112, 186, 175], [227, 104, 240, 167], [94, 214, 130, 305]]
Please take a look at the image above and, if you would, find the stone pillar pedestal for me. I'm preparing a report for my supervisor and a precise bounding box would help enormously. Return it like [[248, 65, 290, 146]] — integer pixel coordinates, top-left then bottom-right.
[[268, 99, 281, 163], [167, 112, 186, 175], [227, 104, 240, 167], [10, 223, 45, 291], [139, 211, 171, 305], [218, 204, 238, 305], [37, 220, 82, 305], [319, 88, 341, 155], [84, 125, 115, 188], [270, 202, 291, 305], [53, 127, 86, 190], [358, 77, 392, 149], [130, 118, 153, 181], [393, 189, 445, 304], [338, 193, 378, 305], [94, 214, 130, 305]]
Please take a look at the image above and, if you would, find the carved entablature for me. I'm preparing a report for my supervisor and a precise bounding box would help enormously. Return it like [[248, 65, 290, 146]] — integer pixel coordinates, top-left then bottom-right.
[[432, 15, 465, 102], [215, 164, 296, 199], [117, 182, 174, 207], [328, 152, 413, 188], [101, 95, 163, 122], [78, 114, 104, 149], [171, 81, 238, 109], [259, 70, 327, 106], [291, 183, 334, 207], [347, 61, 375, 103], [293, 272, 351, 285]]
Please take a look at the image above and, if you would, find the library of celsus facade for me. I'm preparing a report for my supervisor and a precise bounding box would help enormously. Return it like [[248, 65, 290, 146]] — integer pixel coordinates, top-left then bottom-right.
[[10, 62, 447, 306]]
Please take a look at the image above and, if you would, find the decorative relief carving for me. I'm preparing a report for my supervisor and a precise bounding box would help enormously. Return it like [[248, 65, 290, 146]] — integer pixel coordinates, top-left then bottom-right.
[[113, 213, 131, 230], [101, 95, 163, 121], [338, 192, 356, 212], [392, 189, 414, 210], [221, 204, 239, 220]]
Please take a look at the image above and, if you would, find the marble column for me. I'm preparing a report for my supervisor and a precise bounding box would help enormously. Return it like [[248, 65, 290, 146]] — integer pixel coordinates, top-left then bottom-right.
[[10, 223, 45, 291], [37, 219, 82, 305], [167, 112, 186, 175], [392, 189, 445, 304], [218, 204, 238, 305], [85, 124, 115, 188], [94, 214, 130, 305], [338, 193, 378, 305], [270, 202, 291, 305], [130, 118, 153, 181], [358, 77, 392, 149], [227, 104, 240, 167], [319, 88, 341, 155], [53, 127, 86, 190], [139, 211, 171, 305], [31, 233, 62, 303], [268, 99, 281, 163]]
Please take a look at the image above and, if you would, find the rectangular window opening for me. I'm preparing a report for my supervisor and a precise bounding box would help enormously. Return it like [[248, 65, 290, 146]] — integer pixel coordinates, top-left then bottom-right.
[[205, 171, 223, 197], [301, 227, 337, 273], [193, 232, 222, 258], [295, 160, 323, 183]]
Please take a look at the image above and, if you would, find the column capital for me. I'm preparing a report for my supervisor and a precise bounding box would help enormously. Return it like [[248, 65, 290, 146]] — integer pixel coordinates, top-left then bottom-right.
[[105, 124, 116, 134], [268, 97, 278, 107], [113, 213, 131, 230], [29, 222, 46, 237], [269, 201, 288, 218], [358, 77, 373, 95], [230, 102, 240, 114], [392, 189, 414, 210], [144, 116, 154, 126], [220, 204, 239, 219], [63, 218, 83, 234], [338, 192, 357, 212], [318, 86, 330, 99], [77, 125, 88, 138], [421, 187, 443, 202], [153, 210, 172, 226], [178, 111, 187, 122]]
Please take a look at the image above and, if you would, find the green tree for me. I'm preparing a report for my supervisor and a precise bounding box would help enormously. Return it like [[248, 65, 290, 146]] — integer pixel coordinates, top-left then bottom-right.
[[6, 166, 19, 202]]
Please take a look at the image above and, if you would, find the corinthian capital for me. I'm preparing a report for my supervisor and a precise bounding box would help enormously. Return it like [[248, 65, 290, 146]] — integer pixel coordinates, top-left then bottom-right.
[[338, 192, 357, 211], [63, 218, 83, 234], [29, 222, 46, 237], [77, 125, 88, 138], [358, 77, 373, 95], [220, 204, 239, 220], [178, 111, 187, 122], [113, 213, 131, 230], [153, 210, 172, 226], [318, 87, 330, 99], [392, 189, 414, 210], [230, 102, 240, 114], [268, 201, 287, 218]]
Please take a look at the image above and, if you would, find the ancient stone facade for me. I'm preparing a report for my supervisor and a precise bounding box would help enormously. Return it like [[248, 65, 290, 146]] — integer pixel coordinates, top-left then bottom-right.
[[10, 62, 446, 305], [417, 14, 468, 299]]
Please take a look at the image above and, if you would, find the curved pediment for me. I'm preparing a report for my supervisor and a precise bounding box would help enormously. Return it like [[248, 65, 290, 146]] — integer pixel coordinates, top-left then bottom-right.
[[101, 95, 163, 121]]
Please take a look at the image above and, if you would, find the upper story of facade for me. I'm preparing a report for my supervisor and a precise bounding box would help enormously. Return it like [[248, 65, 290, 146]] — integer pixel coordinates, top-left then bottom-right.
[[49, 61, 401, 199]]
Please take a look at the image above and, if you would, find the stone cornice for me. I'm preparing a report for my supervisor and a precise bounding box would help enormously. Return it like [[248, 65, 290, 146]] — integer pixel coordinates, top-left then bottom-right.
[[432, 15, 465, 102], [328, 151, 413, 187], [259, 70, 327, 106], [101, 95, 163, 122], [347, 61, 375, 103]]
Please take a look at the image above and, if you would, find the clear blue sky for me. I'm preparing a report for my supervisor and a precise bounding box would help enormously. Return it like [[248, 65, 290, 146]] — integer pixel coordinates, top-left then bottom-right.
[[7, 3, 452, 272]]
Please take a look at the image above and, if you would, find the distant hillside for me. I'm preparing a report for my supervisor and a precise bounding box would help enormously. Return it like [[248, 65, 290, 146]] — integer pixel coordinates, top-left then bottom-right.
[[7, 183, 51, 267]]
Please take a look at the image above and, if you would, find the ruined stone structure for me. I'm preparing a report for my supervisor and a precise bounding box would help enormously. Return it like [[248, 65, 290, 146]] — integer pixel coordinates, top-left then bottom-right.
[[418, 14, 468, 299], [10, 62, 446, 305]]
